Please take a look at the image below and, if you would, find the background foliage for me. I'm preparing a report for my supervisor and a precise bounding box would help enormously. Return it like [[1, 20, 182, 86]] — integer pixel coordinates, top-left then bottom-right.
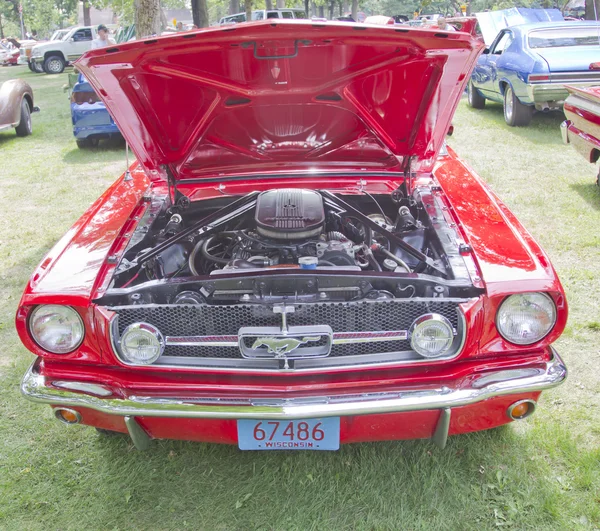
[[0, 0, 583, 39]]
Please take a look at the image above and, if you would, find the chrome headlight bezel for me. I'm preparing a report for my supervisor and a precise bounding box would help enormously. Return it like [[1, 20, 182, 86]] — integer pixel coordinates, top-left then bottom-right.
[[28, 305, 85, 354], [118, 322, 165, 365], [496, 292, 557, 346], [409, 313, 455, 359]]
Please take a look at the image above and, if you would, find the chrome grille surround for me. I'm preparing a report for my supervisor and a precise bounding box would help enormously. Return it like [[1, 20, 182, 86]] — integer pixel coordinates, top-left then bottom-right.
[[107, 298, 468, 372]]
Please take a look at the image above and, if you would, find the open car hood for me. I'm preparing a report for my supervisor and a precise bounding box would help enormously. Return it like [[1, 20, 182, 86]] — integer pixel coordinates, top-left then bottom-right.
[[76, 21, 483, 181]]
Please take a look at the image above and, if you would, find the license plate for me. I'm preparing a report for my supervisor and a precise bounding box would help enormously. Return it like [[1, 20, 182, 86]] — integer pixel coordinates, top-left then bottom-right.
[[237, 418, 340, 451]]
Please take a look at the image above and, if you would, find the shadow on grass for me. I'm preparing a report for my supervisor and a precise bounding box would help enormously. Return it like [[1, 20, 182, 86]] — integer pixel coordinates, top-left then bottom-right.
[[569, 181, 600, 211], [62, 135, 127, 164], [463, 103, 566, 145]]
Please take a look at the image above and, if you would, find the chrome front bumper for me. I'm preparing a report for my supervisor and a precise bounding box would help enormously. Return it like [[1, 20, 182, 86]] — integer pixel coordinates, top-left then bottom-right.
[[22, 350, 567, 420]]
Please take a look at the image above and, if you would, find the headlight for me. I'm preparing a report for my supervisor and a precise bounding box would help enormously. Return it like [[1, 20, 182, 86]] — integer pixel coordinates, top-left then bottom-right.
[[29, 305, 85, 354], [119, 323, 165, 365], [410, 313, 455, 358], [496, 293, 556, 345]]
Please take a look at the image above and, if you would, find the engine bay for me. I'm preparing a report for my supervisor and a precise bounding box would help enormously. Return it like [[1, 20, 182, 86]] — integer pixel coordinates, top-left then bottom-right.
[[103, 186, 479, 305]]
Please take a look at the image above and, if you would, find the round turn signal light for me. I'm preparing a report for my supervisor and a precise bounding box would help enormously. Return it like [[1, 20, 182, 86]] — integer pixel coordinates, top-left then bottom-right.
[[54, 408, 81, 424], [507, 400, 536, 420]]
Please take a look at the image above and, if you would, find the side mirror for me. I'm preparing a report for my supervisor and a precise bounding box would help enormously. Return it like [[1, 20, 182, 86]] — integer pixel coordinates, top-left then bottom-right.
[[482, 48, 489, 54], [447, 125, 454, 137], [69, 37, 74, 42]]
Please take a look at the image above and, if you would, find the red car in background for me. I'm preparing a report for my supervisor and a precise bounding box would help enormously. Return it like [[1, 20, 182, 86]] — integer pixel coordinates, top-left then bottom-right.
[[17, 21, 567, 451], [562, 84, 600, 185]]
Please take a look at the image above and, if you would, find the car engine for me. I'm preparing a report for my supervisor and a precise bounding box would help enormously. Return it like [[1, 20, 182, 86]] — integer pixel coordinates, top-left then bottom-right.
[[105, 186, 477, 304]]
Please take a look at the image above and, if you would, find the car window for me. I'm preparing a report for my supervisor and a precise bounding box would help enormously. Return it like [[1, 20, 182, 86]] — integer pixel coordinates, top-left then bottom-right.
[[281, 11, 294, 18], [491, 31, 513, 54], [293, 10, 307, 18], [266, 11, 280, 18], [252, 11, 264, 20], [529, 27, 600, 48], [73, 29, 92, 42]]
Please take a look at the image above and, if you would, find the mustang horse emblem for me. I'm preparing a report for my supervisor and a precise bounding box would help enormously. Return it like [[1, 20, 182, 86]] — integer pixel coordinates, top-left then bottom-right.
[[251, 336, 322, 357]]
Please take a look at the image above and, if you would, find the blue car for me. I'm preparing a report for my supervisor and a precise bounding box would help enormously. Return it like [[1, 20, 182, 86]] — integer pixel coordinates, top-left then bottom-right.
[[70, 73, 121, 148], [467, 21, 600, 126]]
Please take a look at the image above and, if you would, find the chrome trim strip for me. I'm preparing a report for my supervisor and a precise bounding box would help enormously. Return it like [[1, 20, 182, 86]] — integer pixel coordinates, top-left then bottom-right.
[[164, 331, 409, 347], [21, 349, 567, 420]]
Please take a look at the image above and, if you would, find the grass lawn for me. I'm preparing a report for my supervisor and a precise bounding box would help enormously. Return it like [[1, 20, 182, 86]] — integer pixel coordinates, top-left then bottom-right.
[[0, 65, 599, 530]]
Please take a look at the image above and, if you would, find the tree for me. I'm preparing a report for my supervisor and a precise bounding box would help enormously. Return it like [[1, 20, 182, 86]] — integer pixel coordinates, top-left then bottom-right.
[[245, 0, 251, 20], [351, 0, 357, 19], [229, 0, 240, 13], [585, 0, 600, 19], [82, 0, 91, 25], [135, 0, 161, 37], [191, 0, 210, 27]]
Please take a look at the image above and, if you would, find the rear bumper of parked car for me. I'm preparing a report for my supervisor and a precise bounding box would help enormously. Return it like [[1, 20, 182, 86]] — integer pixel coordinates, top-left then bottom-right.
[[527, 81, 600, 105], [71, 102, 120, 139], [21, 348, 567, 449]]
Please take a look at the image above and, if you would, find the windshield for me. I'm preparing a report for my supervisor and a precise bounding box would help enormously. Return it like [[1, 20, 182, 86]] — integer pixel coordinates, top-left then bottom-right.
[[529, 27, 600, 48]]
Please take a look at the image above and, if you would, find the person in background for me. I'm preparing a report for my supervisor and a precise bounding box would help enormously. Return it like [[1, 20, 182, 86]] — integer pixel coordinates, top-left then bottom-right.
[[91, 24, 116, 49], [176, 21, 184, 31]]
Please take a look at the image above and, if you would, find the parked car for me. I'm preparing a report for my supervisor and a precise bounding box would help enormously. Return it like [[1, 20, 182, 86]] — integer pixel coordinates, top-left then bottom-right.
[[69, 72, 121, 148], [467, 21, 600, 126], [30, 26, 98, 74], [18, 31, 69, 71], [219, 9, 306, 24], [18, 22, 567, 451], [0, 40, 20, 66], [561, 85, 600, 185], [0, 79, 38, 137]]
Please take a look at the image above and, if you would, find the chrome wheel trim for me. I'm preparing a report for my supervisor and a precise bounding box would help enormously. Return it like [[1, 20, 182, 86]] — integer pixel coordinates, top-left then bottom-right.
[[47, 58, 62, 73], [505, 87, 514, 121]]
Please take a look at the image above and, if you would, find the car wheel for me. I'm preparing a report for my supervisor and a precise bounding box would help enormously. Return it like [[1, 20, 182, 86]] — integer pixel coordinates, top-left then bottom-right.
[[503, 85, 533, 127], [27, 62, 35, 72], [76, 137, 99, 149], [43, 55, 65, 74], [14, 99, 32, 137], [33, 62, 44, 73], [467, 80, 486, 109]]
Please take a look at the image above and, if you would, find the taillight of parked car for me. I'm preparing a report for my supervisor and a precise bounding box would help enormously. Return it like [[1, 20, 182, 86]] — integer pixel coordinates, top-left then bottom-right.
[[71, 91, 101, 105]]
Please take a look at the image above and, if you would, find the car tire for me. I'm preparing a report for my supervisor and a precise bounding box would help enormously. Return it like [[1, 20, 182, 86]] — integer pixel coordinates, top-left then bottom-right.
[[27, 62, 35, 72], [467, 80, 486, 109], [76, 137, 99, 149], [15, 99, 32, 137], [503, 85, 533, 127], [43, 54, 65, 74], [33, 62, 44, 73]]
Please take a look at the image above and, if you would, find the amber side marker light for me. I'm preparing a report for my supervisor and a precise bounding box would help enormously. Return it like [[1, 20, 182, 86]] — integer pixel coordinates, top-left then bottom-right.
[[54, 408, 81, 425], [507, 399, 536, 420]]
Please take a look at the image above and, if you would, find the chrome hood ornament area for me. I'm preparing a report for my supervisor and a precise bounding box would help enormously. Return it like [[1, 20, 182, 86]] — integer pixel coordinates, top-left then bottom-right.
[[239, 305, 332, 363]]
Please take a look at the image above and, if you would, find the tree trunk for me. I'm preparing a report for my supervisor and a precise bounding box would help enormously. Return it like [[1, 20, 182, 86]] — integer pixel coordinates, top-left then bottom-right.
[[351, 0, 357, 21], [318, 5, 324, 17], [229, 0, 240, 15], [276, 0, 285, 8], [134, 0, 161, 38], [0, 13, 3, 39], [82, 1, 91, 26], [265, 0, 273, 10], [585, 0, 600, 19], [191, 0, 210, 27], [305, 0, 310, 17], [329, 0, 334, 19], [245, 0, 252, 21]]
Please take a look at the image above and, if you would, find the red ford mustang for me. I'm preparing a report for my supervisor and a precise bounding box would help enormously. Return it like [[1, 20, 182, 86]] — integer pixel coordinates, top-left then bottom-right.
[[17, 21, 567, 451]]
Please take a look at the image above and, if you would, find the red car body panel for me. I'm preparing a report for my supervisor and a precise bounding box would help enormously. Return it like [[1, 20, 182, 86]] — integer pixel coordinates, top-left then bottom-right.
[[17, 23, 567, 449], [75, 21, 483, 179], [562, 85, 600, 167]]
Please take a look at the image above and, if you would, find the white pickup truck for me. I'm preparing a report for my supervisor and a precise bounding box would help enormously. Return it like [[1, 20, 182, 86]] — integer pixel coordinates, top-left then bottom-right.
[[30, 26, 98, 74]]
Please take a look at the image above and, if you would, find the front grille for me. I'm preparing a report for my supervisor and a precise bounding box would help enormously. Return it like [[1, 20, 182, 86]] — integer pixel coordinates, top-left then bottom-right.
[[108, 299, 464, 369]]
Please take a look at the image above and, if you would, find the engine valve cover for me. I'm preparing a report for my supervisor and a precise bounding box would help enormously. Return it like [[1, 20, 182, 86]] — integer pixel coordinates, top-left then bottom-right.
[[255, 189, 325, 240]]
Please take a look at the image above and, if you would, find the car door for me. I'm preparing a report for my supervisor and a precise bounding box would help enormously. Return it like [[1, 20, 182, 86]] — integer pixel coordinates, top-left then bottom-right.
[[68, 28, 93, 62], [475, 30, 514, 103]]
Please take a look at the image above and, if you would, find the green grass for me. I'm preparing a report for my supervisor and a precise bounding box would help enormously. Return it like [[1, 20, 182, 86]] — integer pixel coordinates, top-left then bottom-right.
[[0, 66, 599, 530]]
